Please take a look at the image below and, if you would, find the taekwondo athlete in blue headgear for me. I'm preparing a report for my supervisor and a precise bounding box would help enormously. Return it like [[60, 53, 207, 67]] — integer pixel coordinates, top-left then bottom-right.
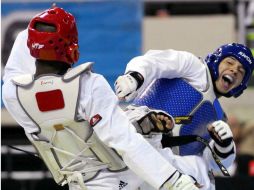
[[114, 43, 254, 176]]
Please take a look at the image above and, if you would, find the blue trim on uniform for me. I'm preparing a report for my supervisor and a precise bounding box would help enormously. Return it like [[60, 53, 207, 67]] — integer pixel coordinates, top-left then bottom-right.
[[213, 99, 224, 120]]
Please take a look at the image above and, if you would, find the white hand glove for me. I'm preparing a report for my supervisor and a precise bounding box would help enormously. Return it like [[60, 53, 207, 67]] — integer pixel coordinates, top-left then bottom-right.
[[114, 74, 138, 102], [211, 120, 233, 141], [125, 105, 175, 135], [162, 173, 199, 190], [208, 120, 234, 154]]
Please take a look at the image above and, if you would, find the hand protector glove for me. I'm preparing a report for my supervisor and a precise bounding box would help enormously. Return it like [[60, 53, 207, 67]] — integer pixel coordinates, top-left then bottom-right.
[[114, 72, 143, 102], [125, 105, 175, 135], [208, 120, 234, 157], [161, 172, 199, 190]]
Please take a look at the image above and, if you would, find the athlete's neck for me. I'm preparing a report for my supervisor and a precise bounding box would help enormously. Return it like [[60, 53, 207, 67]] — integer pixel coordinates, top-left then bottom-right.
[[35, 59, 71, 77]]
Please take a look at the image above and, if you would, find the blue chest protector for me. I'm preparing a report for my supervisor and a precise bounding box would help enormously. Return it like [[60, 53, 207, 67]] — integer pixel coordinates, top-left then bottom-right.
[[133, 78, 225, 156]]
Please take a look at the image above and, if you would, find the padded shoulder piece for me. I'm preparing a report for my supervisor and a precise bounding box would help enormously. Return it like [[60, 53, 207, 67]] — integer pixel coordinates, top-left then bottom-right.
[[12, 74, 34, 86], [63, 62, 93, 82]]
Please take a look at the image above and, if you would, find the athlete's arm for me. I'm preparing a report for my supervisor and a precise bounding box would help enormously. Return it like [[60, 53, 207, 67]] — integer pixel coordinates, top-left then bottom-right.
[[115, 49, 207, 101], [79, 73, 197, 189]]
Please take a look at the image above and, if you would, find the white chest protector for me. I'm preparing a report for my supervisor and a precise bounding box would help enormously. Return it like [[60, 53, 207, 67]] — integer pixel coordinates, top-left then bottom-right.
[[12, 63, 126, 188]]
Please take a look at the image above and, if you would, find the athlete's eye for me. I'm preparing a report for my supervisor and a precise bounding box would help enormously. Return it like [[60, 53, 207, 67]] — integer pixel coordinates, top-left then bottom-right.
[[239, 68, 245, 76], [227, 61, 233, 65]]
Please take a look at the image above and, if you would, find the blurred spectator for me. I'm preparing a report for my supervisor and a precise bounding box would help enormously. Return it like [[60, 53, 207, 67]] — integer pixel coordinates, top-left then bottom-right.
[[246, 1, 254, 65], [156, 9, 170, 17], [236, 120, 254, 177], [245, 1, 254, 26], [145, 3, 171, 17], [227, 115, 243, 151]]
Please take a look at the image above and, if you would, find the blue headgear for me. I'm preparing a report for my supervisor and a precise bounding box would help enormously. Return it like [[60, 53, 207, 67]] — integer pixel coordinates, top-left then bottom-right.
[[205, 43, 254, 97]]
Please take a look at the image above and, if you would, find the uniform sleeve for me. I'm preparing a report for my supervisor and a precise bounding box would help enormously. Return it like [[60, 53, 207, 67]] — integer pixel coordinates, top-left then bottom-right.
[[125, 49, 207, 94], [2, 79, 39, 134], [2, 29, 37, 133], [78, 73, 177, 189], [3, 29, 36, 82]]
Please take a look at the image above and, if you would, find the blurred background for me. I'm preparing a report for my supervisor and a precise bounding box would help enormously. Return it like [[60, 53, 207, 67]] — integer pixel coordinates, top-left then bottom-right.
[[1, 0, 254, 189]]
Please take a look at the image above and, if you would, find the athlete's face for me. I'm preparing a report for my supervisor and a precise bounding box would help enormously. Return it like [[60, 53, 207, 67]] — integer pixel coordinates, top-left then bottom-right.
[[215, 57, 246, 94]]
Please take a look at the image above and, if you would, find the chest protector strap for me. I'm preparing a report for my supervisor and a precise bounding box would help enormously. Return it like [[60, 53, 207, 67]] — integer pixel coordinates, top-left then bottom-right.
[[12, 62, 126, 188]]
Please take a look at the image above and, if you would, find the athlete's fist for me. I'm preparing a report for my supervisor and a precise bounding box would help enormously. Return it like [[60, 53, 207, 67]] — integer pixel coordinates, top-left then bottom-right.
[[137, 110, 174, 134], [208, 120, 233, 147], [114, 72, 144, 102], [161, 172, 199, 190], [125, 105, 174, 135]]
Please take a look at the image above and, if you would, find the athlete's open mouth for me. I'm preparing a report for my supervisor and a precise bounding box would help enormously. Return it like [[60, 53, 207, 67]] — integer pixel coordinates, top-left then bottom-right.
[[222, 74, 234, 86]]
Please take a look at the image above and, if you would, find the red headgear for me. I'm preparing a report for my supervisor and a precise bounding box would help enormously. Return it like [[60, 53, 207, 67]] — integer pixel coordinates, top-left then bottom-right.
[[27, 7, 79, 65]]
